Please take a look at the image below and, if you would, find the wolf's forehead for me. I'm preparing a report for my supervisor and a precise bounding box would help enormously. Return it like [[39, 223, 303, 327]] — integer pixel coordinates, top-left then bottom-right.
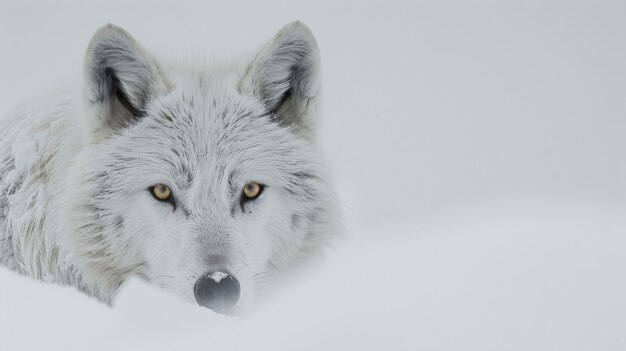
[[162, 78, 260, 121], [144, 82, 299, 176], [157, 84, 272, 151]]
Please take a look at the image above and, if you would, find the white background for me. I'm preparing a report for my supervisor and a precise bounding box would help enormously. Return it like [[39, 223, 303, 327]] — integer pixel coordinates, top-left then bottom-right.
[[1, 1, 625, 350]]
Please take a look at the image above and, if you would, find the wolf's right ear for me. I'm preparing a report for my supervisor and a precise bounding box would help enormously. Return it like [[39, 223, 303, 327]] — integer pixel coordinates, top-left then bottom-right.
[[83, 24, 167, 137]]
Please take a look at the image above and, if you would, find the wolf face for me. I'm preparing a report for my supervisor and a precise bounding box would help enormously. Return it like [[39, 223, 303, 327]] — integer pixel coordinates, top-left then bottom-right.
[[58, 23, 337, 312]]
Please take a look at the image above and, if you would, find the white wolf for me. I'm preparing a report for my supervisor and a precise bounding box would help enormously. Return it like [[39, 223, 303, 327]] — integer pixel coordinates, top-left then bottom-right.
[[0, 22, 338, 313]]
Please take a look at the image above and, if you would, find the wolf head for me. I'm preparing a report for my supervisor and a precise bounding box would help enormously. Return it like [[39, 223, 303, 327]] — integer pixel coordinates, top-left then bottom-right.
[[60, 22, 338, 313]]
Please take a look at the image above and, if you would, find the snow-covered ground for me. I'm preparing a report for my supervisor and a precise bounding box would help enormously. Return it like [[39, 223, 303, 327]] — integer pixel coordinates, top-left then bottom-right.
[[1, 0, 625, 349], [2, 202, 626, 350]]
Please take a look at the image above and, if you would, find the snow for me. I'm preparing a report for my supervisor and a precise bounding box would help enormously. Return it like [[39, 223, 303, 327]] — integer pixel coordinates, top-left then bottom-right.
[[208, 271, 229, 283], [4, 133, 39, 186], [3, 170, 19, 187], [11, 134, 38, 176], [2, 203, 625, 350], [1, 0, 626, 350]]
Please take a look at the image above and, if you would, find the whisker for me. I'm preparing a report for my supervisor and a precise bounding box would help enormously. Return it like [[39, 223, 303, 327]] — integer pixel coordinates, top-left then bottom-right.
[[253, 271, 272, 277], [235, 263, 252, 275]]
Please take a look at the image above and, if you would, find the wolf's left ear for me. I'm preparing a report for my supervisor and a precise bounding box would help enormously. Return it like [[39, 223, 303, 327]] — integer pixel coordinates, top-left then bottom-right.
[[239, 21, 321, 134], [84, 24, 167, 137]]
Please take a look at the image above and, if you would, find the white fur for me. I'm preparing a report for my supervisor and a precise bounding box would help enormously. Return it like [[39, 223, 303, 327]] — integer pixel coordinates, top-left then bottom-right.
[[0, 22, 339, 311]]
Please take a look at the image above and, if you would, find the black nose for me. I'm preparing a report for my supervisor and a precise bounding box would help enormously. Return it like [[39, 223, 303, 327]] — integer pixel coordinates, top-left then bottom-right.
[[194, 272, 240, 312]]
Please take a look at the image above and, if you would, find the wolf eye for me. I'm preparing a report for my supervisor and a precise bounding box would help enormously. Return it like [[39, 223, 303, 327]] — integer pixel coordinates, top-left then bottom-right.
[[242, 182, 264, 201], [151, 184, 171, 200], [150, 184, 176, 210]]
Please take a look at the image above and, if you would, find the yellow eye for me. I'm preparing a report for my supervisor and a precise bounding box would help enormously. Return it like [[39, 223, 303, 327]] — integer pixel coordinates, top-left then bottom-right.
[[243, 182, 263, 200], [151, 184, 171, 201]]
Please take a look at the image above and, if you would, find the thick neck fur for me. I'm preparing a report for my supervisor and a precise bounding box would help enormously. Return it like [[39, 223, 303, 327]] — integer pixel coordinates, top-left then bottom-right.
[[0, 93, 86, 287]]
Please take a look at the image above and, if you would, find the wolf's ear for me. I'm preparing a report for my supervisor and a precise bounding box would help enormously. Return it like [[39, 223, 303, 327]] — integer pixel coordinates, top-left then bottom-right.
[[84, 24, 167, 136], [239, 21, 321, 134]]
